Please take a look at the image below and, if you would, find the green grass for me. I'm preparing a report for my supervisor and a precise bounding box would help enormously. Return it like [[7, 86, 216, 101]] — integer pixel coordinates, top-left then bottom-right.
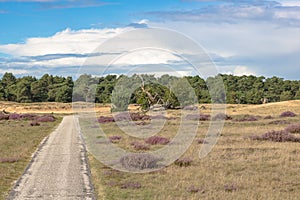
[[88, 114, 300, 200], [0, 117, 61, 200]]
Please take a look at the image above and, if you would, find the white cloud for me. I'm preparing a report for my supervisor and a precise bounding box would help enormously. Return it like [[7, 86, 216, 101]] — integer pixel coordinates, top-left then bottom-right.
[[0, 27, 126, 57], [233, 66, 256, 76], [0, 23, 190, 77], [149, 19, 300, 79], [113, 49, 181, 66], [278, 0, 300, 7], [0, 68, 29, 75]]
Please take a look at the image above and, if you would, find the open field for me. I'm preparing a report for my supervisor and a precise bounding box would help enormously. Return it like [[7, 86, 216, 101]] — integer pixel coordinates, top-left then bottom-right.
[[0, 115, 62, 200], [85, 100, 300, 200], [1, 100, 300, 199], [2, 100, 300, 116]]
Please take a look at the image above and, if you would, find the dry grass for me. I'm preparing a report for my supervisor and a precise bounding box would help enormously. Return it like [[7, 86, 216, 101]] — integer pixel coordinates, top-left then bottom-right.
[[0, 116, 61, 200], [88, 100, 300, 200], [3, 100, 299, 116]]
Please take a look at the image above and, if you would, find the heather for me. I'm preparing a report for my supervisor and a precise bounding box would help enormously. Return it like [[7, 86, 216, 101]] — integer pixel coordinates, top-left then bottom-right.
[[279, 111, 297, 118], [185, 114, 210, 121], [120, 153, 160, 170], [285, 124, 300, 133], [0, 115, 61, 199], [145, 136, 170, 145], [250, 130, 300, 142], [89, 102, 300, 200], [233, 114, 258, 122]]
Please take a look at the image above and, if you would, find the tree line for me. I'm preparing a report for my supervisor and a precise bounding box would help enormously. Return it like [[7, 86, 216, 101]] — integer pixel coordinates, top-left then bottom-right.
[[0, 72, 300, 107]]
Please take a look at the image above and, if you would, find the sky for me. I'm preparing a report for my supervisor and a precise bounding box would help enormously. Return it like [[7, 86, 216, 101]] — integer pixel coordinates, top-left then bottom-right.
[[0, 0, 299, 79]]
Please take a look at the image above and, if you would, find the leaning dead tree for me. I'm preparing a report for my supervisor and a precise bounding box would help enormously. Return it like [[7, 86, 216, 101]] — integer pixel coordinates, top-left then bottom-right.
[[139, 75, 157, 105], [138, 75, 168, 111], [2, 108, 10, 114]]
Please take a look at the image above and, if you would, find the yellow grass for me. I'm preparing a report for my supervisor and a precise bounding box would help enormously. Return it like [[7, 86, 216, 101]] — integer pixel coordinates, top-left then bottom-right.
[[86, 100, 300, 200], [2, 100, 300, 116], [0, 118, 62, 200]]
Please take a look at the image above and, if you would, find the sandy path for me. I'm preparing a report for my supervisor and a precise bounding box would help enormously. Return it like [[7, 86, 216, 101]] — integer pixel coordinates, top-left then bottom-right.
[[7, 116, 95, 200]]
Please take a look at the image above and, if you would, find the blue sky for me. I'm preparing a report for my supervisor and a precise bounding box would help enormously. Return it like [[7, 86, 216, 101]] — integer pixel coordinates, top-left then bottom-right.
[[0, 0, 300, 79]]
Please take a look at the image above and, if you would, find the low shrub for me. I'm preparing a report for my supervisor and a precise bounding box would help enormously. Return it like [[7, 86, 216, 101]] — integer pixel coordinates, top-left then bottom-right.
[[131, 112, 150, 121], [233, 114, 258, 122], [109, 135, 122, 142], [174, 157, 192, 167], [280, 111, 296, 118], [151, 115, 168, 120], [185, 114, 210, 121], [36, 115, 55, 122], [0, 113, 9, 120], [0, 157, 20, 163], [114, 112, 131, 121], [20, 113, 37, 120], [98, 116, 115, 124], [212, 113, 232, 121], [114, 112, 150, 121], [120, 182, 142, 189], [9, 113, 21, 120], [30, 121, 40, 126], [186, 185, 205, 194], [285, 124, 300, 133], [264, 115, 273, 119], [145, 136, 170, 145], [120, 153, 160, 170], [268, 120, 290, 125], [183, 105, 198, 110], [224, 184, 238, 192], [197, 138, 208, 144], [135, 121, 147, 125], [250, 130, 300, 142], [131, 142, 150, 150]]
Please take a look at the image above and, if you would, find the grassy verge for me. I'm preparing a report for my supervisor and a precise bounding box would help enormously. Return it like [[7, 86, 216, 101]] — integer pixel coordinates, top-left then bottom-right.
[[88, 114, 300, 200], [0, 117, 62, 200]]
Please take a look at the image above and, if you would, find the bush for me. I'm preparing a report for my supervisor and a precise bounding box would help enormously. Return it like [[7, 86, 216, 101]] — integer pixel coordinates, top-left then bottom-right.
[[145, 136, 170, 145], [20, 113, 37, 120], [120, 153, 160, 170], [183, 105, 198, 110], [98, 116, 115, 124], [268, 120, 290, 125], [0, 113, 9, 120], [109, 135, 122, 142], [197, 138, 208, 144], [131, 142, 150, 150], [233, 114, 258, 122], [114, 112, 150, 121], [0, 157, 20, 163], [187, 185, 205, 194], [285, 124, 300, 133], [9, 113, 21, 120], [280, 111, 296, 118], [264, 115, 273, 119], [212, 113, 232, 121], [250, 130, 300, 142], [185, 114, 210, 121], [36, 115, 55, 122], [174, 157, 192, 167], [224, 184, 238, 192], [151, 115, 168, 120], [30, 121, 40, 126], [120, 182, 142, 189]]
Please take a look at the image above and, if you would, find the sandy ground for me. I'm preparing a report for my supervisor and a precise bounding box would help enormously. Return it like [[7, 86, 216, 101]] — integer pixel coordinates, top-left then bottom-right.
[[1, 100, 300, 116]]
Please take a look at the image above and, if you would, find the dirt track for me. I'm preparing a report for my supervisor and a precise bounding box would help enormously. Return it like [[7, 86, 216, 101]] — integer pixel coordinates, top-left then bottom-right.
[[7, 116, 95, 200]]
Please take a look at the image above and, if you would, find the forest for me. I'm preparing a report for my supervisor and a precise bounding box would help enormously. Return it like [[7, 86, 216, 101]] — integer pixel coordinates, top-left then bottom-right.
[[0, 72, 300, 108]]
